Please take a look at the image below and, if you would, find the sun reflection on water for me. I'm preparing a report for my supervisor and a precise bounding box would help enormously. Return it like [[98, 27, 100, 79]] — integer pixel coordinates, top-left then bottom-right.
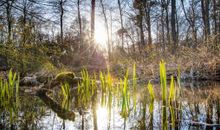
[[96, 105, 108, 129]]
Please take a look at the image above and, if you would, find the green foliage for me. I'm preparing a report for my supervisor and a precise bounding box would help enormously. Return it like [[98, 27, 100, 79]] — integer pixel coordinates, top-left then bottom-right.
[[0, 44, 60, 73], [0, 69, 20, 124], [133, 63, 137, 89], [169, 105, 175, 129], [147, 81, 155, 114], [61, 82, 70, 100], [147, 81, 155, 101], [0, 69, 20, 103], [169, 76, 175, 104], [132, 63, 137, 111], [160, 60, 167, 103], [77, 69, 97, 108], [120, 69, 130, 119], [168, 76, 176, 128], [99, 69, 114, 107], [55, 71, 76, 84], [159, 60, 168, 130]]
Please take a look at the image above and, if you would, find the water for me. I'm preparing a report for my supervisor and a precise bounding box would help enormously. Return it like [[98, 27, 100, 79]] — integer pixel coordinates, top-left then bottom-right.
[[0, 81, 220, 130]]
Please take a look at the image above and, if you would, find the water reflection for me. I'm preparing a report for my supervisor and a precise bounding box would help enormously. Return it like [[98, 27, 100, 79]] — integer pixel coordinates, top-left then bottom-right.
[[96, 106, 108, 129], [0, 82, 220, 130]]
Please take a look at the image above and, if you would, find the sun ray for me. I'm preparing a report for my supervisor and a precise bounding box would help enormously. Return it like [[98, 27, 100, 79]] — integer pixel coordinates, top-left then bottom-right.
[[95, 18, 108, 49]]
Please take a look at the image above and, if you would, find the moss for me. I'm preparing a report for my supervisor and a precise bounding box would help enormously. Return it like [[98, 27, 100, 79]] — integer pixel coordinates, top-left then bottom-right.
[[55, 72, 76, 83]]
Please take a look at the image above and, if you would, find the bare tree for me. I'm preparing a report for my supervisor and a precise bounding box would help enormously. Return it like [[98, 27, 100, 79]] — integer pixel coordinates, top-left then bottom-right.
[[144, 0, 153, 46], [49, 0, 67, 44], [59, 0, 67, 44], [77, 0, 82, 36], [201, 0, 210, 41], [181, 0, 198, 46], [160, 0, 165, 48], [4, 0, 16, 43], [134, 0, 145, 47], [117, 0, 124, 49], [171, 0, 177, 53], [165, 0, 170, 45], [91, 0, 95, 41]]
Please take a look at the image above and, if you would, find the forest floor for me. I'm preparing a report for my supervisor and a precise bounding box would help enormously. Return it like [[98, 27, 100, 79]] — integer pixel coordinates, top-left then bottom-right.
[[110, 45, 220, 81]]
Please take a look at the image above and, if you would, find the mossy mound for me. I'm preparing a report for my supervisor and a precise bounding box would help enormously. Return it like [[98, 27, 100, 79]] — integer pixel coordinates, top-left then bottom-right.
[[50, 71, 80, 87], [55, 71, 76, 83]]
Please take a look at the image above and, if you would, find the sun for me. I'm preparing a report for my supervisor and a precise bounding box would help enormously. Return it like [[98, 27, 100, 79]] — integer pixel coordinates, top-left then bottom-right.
[[94, 20, 108, 49]]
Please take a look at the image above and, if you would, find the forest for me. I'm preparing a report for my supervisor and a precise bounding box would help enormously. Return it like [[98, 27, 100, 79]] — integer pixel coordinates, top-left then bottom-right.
[[0, 0, 220, 129]]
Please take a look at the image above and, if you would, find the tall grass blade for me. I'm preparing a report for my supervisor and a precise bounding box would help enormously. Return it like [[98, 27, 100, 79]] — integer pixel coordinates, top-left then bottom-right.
[[169, 76, 175, 104], [147, 81, 155, 114], [133, 63, 137, 89], [160, 60, 168, 130]]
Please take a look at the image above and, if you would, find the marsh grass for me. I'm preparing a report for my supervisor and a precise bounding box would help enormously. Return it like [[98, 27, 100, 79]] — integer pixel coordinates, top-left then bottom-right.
[[159, 60, 168, 130], [120, 69, 130, 119], [0, 69, 20, 104], [61, 82, 70, 99], [60, 82, 71, 110], [77, 69, 92, 107], [60, 60, 184, 128], [147, 81, 155, 114], [133, 63, 137, 89], [168, 76, 176, 128], [132, 63, 137, 111], [0, 69, 20, 124], [169, 76, 175, 103]]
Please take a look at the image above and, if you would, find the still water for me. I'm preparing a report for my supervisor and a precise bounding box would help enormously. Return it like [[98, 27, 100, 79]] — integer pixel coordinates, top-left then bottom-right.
[[0, 81, 220, 130]]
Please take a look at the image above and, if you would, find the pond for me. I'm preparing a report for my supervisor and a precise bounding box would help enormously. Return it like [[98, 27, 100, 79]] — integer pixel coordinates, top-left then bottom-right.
[[1, 81, 220, 130]]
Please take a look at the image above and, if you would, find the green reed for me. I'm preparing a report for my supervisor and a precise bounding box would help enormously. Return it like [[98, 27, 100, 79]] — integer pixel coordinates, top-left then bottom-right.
[[147, 81, 155, 113], [0, 69, 20, 104], [61, 82, 70, 99], [0, 69, 20, 124], [169, 76, 175, 103], [60, 82, 71, 110], [78, 69, 91, 106], [168, 76, 176, 128], [160, 60, 168, 130], [147, 81, 155, 129], [77, 69, 98, 108], [133, 63, 137, 88], [133, 63, 137, 111], [160, 60, 167, 104], [120, 69, 130, 119], [100, 71, 106, 106]]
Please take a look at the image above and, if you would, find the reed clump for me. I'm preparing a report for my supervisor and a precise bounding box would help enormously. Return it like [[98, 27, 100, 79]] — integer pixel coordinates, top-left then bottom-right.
[[0, 69, 20, 124], [77, 69, 97, 108], [0, 69, 20, 105]]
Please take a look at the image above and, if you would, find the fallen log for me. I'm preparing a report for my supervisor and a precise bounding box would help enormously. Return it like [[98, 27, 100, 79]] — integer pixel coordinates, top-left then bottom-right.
[[37, 90, 75, 121]]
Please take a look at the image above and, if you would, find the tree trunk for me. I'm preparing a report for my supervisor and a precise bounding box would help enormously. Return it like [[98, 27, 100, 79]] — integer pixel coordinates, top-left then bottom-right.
[[6, 0, 14, 43], [212, 0, 217, 35], [191, 0, 197, 45], [60, 0, 64, 44], [161, 0, 165, 49], [201, 0, 210, 41], [77, 0, 82, 36], [22, 2, 27, 45], [144, 1, 152, 46], [91, 0, 96, 41], [118, 0, 124, 49], [139, 7, 145, 47], [171, 0, 177, 53], [181, 0, 197, 46], [165, 0, 170, 45]]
